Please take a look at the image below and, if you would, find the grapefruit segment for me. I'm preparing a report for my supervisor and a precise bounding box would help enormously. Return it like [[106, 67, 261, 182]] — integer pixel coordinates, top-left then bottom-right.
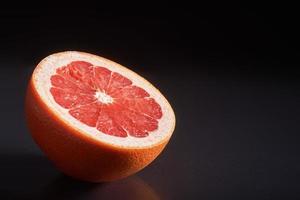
[[25, 51, 175, 182], [50, 87, 96, 109], [107, 72, 133, 94], [93, 66, 112, 91], [69, 102, 99, 127], [112, 85, 150, 99], [116, 97, 162, 119], [56, 61, 96, 92], [96, 105, 128, 138], [50, 75, 93, 95]]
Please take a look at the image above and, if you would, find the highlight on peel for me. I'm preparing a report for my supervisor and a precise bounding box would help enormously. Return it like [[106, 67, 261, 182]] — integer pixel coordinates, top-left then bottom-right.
[[25, 51, 175, 182]]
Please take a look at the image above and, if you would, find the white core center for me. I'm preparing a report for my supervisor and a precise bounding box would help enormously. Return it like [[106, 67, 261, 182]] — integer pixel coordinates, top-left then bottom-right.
[[95, 91, 113, 104]]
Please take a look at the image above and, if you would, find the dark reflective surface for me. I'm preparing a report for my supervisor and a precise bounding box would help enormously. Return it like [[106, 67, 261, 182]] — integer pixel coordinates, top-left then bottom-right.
[[0, 154, 159, 200], [1, 4, 300, 199]]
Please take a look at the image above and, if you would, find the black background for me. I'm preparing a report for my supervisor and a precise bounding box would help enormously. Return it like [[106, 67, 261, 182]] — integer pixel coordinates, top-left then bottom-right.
[[1, 2, 300, 199]]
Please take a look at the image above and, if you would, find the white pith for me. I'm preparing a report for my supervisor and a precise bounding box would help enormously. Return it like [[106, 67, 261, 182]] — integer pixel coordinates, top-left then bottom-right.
[[95, 91, 113, 104], [33, 51, 175, 148]]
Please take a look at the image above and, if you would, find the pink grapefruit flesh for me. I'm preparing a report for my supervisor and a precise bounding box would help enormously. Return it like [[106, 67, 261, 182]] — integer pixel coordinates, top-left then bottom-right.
[[50, 61, 162, 138]]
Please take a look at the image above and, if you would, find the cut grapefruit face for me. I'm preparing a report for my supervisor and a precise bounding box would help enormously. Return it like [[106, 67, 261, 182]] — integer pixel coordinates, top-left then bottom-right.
[[32, 51, 175, 148]]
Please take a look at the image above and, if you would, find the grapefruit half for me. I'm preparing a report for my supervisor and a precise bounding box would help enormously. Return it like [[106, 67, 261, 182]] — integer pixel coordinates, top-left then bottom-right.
[[25, 51, 175, 182]]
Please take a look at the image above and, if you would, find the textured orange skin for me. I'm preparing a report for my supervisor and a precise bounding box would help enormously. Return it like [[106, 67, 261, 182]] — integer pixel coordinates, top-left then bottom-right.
[[25, 78, 170, 182]]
